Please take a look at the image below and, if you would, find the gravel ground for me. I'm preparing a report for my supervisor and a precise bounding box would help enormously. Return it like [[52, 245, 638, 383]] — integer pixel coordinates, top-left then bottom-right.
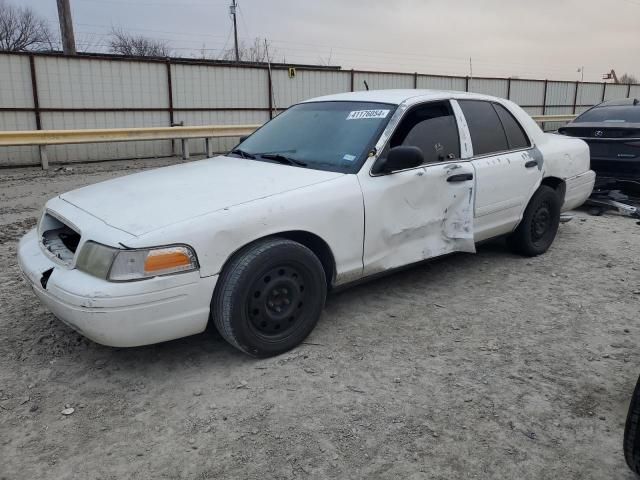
[[1, 157, 639, 480]]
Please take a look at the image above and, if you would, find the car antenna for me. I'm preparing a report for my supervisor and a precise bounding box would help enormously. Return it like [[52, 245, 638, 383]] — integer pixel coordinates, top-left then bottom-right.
[[363, 80, 369, 91]]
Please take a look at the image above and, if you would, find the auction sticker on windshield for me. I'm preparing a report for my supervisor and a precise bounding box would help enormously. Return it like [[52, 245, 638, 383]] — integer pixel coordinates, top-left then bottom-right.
[[346, 109, 390, 120]]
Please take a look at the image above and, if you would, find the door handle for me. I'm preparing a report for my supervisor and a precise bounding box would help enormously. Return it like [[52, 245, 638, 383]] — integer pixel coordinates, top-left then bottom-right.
[[525, 160, 538, 168], [447, 173, 473, 182]]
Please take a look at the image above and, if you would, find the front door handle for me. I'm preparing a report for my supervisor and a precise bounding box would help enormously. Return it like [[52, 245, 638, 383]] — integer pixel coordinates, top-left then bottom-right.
[[525, 160, 538, 168], [447, 173, 473, 182]]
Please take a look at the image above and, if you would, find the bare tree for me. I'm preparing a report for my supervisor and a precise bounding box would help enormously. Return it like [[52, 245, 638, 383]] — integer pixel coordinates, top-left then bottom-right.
[[221, 37, 276, 63], [108, 28, 171, 57], [620, 73, 639, 84], [0, 0, 55, 51]]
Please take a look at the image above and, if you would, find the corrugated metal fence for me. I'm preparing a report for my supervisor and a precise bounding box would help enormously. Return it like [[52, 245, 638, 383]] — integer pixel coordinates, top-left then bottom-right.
[[2, 51, 639, 167]]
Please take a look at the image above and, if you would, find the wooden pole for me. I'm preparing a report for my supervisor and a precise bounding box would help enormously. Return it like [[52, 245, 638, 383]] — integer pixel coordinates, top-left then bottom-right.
[[56, 0, 76, 55]]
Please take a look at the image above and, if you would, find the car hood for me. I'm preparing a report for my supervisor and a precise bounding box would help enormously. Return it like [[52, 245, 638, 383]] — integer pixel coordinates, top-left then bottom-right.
[[60, 156, 344, 236]]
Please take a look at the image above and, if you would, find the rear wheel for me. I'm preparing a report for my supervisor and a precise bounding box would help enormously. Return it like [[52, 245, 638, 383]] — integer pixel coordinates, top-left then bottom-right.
[[508, 185, 561, 256], [212, 238, 326, 357]]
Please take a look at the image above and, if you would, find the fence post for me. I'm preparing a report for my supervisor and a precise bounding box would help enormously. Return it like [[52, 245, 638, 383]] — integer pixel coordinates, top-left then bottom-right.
[[166, 60, 176, 155], [573, 81, 579, 114], [506, 77, 511, 100], [542, 79, 548, 115], [465, 76, 469, 92], [413, 72, 418, 89], [601, 82, 607, 102], [350, 69, 354, 92], [28, 55, 47, 169], [267, 67, 273, 119]]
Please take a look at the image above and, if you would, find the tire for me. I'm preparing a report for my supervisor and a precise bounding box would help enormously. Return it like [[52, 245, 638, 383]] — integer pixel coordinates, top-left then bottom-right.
[[211, 237, 327, 357], [508, 185, 561, 257], [625, 375, 640, 475]]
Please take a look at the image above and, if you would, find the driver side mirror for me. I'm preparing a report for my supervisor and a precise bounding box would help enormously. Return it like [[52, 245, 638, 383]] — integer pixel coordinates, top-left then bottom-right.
[[373, 146, 424, 174], [238, 135, 249, 143]]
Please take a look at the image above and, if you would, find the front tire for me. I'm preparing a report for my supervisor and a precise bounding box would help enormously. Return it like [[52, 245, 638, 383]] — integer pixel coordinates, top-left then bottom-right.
[[212, 238, 327, 357], [508, 185, 561, 257]]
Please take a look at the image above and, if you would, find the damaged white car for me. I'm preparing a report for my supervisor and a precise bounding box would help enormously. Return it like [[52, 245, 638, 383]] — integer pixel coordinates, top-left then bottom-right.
[[18, 90, 595, 357]]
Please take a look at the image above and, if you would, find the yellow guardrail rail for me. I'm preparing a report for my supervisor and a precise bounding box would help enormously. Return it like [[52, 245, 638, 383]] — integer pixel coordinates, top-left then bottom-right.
[[0, 124, 261, 169], [531, 114, 577, 123], [0, 115, 576, 169]]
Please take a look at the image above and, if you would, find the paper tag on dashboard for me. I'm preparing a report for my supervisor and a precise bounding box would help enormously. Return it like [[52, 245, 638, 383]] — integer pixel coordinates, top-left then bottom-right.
[[346, 109, 390, 120]]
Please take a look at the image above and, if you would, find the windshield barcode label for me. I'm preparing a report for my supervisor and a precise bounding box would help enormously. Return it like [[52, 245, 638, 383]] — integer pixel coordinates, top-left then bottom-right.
[[346, 109, 390, 120]]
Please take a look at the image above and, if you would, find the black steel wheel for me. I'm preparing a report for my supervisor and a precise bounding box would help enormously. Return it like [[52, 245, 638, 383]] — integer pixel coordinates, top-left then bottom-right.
[[212, 238, 326, 357], [508, 185, 561, 257]]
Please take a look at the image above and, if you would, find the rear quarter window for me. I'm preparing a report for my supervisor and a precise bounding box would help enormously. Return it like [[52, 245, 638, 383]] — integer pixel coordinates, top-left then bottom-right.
[[493, 103, 531, 150]]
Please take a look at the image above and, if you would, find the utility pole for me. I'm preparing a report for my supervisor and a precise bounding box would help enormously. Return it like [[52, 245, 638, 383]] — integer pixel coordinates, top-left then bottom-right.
[[56, 0, 76, 55], [229, 0, 239, 62]]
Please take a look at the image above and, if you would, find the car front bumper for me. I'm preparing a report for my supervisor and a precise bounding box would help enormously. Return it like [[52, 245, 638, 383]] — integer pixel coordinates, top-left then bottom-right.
[[17, 229, 218, 347]]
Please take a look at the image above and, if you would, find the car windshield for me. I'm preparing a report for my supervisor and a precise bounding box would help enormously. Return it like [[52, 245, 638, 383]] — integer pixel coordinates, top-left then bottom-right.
[[232, 101, 396, 173], [575, 106, 640, 123]]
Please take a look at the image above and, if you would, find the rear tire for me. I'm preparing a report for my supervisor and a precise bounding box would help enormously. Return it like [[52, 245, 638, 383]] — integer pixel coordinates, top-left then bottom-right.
[[625, 375, 640, 475], [212, 238, 326, 357], [508, 185, 561, 257]]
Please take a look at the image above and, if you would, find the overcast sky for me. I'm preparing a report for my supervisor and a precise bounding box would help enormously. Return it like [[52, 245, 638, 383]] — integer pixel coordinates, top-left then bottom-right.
[[18, 0, 640, 82]]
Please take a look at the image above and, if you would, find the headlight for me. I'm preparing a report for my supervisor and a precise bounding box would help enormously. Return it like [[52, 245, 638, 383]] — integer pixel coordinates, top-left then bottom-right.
[[76, 242, 198, 281]]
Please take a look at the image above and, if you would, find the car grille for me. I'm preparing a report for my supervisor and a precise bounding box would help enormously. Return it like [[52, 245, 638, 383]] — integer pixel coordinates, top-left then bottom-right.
[[39, 213, 81, 266]]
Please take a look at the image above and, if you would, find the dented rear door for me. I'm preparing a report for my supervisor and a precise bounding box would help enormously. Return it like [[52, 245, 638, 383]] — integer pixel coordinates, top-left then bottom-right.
[[359, 161, 475, 276]]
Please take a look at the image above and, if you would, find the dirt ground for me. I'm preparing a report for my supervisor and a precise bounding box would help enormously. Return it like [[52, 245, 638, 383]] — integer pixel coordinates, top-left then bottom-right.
[[1, 157, 639, 480]]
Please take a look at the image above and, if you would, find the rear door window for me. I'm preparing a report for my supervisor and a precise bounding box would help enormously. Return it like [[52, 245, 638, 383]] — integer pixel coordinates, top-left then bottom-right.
[[493, 103, 531, 150], [458, 100, 509, 155]]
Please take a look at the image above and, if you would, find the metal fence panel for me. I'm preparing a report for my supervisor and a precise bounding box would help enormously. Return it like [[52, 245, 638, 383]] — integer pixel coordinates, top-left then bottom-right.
[[174, 110, 270, 155], [630, 85, 640, 98], [604, 84, 630, 100], [576, 83, 604, 106], [353, 72, 414, 91], [509, 80, 545, 106], [270, 69, 350, 108], [0, 111, 38, 166], [417, 75, 467, 91], [0, 54, 34, 108], [35, 56, 168, 108], [171, 64, 268, 108], [468, 78, 508, 98], [40, 111, 172, 163], [546, 81, 576, 106]]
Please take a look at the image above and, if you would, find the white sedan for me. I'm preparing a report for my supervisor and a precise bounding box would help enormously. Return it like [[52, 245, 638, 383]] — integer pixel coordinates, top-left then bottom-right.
[[18, 90, 595, 357]]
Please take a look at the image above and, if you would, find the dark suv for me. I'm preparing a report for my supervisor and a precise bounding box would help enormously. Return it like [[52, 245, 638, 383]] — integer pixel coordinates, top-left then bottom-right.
[[558, 98, 640, 180]]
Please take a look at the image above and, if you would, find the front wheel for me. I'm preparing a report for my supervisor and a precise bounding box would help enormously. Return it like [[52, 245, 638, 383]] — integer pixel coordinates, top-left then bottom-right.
[[211, 238, 327, 357], [508, 185, 561, 257]]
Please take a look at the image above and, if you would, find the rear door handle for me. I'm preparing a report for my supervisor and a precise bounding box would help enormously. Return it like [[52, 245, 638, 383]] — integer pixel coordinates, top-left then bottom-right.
[[525, 160, 538, 168], [447, 173, 473, 182]]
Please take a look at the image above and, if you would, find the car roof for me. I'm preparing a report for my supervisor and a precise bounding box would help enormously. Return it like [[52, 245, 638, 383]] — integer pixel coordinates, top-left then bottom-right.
[[302, 89, 497, 105]]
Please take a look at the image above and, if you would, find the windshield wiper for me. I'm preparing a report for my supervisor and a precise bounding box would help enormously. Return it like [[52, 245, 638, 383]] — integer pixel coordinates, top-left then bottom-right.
[[258, 153, 307, 167], [230, 148, 256, 159]]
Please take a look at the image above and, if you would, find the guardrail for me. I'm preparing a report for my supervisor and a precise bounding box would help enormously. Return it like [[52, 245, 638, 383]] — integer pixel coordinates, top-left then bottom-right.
[[531, 114, 577, 123], [0, 115, 576, 169], [0, 124, 260, 169]]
